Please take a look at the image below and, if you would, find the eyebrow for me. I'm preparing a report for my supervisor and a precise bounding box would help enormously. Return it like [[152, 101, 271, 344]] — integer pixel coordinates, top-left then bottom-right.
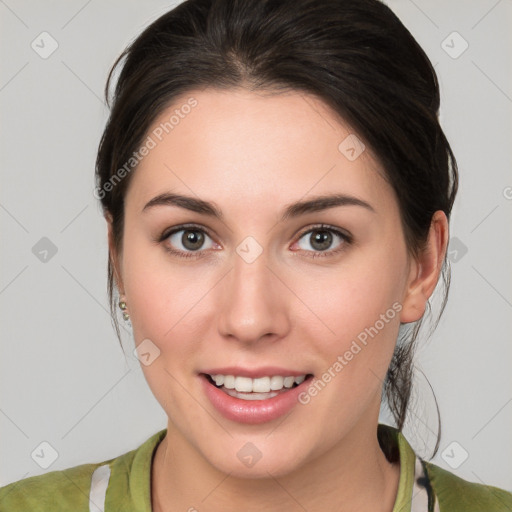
[[142, 192, 375, 220]]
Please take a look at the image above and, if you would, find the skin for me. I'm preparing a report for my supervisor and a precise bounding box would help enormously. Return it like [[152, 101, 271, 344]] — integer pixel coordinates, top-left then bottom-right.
[[109, 88, 448, 511]]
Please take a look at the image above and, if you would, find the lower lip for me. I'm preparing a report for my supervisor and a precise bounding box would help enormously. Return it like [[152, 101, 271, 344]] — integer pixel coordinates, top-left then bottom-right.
[[200, 374, 313, 424]]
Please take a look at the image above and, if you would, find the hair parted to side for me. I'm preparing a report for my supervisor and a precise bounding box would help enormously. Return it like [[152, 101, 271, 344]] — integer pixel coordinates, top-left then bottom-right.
[[95, 0, 458, 454]]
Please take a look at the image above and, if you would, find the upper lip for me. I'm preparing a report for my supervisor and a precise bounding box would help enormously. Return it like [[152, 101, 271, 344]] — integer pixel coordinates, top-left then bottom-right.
[[200, 366, 311, 379]]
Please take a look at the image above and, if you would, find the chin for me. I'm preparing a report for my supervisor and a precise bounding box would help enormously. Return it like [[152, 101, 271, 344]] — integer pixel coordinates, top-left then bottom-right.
[[213, 450, 306, 480], [195, 432, 312, 480]]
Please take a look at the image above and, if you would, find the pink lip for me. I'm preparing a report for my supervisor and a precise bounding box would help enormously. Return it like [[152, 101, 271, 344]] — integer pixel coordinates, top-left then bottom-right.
[[200, 366, 308, 378], [200, 373, 313, 424]]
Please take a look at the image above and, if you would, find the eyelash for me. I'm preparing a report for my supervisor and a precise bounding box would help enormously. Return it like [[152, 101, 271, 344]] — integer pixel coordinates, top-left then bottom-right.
[[157, 223, 353, 260]]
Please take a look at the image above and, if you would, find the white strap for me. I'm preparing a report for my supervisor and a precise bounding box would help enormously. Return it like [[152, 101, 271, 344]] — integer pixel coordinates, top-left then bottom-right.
[[89, 464, 111, 512]]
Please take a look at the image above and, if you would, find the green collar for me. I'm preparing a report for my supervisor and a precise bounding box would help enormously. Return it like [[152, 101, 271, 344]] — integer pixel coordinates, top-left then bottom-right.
[[378, 424, 418, 511], [113, 424, 418, 511]]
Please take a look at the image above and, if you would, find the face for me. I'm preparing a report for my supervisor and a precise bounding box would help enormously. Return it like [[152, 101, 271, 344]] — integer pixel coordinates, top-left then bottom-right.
[[114, 88, 420, 478]]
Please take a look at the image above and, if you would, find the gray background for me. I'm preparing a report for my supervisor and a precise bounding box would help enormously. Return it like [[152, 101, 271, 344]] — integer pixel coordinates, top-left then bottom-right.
[[1, 0, 511, 492]]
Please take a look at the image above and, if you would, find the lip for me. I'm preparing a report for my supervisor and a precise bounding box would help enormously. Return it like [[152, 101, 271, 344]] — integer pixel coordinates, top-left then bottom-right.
[[200, 373, 314, 424], [200, 366, 309, 378]]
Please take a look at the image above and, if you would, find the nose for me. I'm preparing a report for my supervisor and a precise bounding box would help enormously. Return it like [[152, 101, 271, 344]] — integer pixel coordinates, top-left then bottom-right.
[[217, 249, 291, 345]]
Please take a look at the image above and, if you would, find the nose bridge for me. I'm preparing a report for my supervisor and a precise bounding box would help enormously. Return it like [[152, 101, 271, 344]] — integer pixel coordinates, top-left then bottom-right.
[[217, 241, 289, 343]]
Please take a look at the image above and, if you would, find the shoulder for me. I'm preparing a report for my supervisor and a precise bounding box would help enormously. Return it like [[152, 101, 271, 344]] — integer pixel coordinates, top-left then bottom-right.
[[0, 460, 109, 512], [0, 429, 166, 512], [380, 424, 512, 512], [423, 460, 512, 511]]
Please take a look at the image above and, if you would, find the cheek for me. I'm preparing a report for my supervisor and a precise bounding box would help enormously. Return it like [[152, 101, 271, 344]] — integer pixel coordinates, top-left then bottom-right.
[[121, 239, 210, 412], [293, 249, 407, 409], [302, 249, 406, 348], [120, 230, 197, 351]]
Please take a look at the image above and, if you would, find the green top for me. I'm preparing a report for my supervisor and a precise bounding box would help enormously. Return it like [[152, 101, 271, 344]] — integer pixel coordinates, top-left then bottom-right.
[[1, 425, 511, 511]]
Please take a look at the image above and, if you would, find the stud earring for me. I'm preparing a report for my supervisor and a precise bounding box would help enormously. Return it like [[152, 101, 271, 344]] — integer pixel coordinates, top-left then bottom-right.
[[118, 298, 130, 321]]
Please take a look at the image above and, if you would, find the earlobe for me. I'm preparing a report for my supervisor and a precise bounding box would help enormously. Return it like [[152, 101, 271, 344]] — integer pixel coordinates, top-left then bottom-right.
[[400, 261, 426, 324], [399, 211, 449, 324]]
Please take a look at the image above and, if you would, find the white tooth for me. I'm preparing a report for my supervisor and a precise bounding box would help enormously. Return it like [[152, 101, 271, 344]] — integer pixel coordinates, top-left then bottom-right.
[[252, 376, 271, 393], [213, 374, 224, 386], [235, 376, 253, 392], [223, 375, 236, 389], [294, 375, 305, 385], [283, 376, 295, 388], [269, 376, 285, 390]]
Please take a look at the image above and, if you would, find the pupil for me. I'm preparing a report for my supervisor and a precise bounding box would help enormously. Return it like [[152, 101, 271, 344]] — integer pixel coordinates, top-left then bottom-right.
[[183, 230, 204, 250], [311, 230, 332, 251]]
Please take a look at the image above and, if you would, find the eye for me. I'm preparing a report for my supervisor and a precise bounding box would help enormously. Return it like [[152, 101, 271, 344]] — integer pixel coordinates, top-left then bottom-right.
[[158, 223, 351, 260], [293, 225, 351, 258], [160, 224, 217, 259]]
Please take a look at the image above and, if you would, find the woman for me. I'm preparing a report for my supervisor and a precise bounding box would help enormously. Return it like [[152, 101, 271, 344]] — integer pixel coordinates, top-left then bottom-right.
[[1, 0, 511, 510]]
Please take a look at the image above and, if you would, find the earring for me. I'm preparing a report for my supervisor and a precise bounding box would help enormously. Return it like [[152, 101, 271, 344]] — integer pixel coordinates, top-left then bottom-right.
[[118, 298, 130, 321]]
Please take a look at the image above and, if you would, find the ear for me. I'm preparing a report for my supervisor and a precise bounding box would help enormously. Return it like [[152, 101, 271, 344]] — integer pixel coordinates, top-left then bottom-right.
[[400, 210, 449, 324], [106, 214, 125, 295]]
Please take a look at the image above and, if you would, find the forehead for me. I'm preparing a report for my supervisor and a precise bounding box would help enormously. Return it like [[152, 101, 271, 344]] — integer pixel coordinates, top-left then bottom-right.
[[126, 88, 394, 216]]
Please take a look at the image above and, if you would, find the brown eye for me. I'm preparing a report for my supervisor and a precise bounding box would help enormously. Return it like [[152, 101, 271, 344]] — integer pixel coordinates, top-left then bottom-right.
[[162, 226, 216, 258], [180, 230, 205, 251], [295, 226, 351, 258], [307, 230, 334, 251]]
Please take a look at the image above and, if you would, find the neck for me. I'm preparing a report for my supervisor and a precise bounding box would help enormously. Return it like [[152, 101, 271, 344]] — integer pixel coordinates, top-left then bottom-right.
[[151, 418, 400, 512]]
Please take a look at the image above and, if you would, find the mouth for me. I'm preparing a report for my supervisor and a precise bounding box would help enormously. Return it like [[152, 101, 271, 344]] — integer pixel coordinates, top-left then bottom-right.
[[201, 372, 314, 401]]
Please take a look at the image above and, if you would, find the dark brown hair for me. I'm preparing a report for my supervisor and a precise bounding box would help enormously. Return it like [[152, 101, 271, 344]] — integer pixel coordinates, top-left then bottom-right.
[[95, 0, 458, 453]]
